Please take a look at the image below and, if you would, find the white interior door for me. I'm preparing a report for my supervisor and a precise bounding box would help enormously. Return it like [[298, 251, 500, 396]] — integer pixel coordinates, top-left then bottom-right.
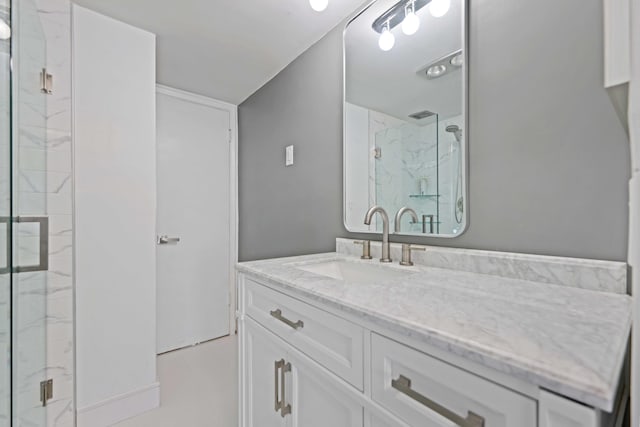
[[156, 88, 232, 354]]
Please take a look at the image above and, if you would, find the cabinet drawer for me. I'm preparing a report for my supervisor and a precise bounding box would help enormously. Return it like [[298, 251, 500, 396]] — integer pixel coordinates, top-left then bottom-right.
[[243, 277, 364, 389], [371, 333, 536, 427]]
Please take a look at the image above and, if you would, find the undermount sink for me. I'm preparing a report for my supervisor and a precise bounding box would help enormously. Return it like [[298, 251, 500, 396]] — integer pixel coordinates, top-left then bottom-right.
[[295, 259, 413, 283]]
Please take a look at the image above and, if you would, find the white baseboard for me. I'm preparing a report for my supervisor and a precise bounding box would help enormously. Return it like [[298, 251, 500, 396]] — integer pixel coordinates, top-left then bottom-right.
[[77, 382, 160, 427]]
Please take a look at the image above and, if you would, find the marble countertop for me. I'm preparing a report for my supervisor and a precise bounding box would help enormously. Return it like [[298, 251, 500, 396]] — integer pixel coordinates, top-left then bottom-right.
[[237, 252, 632, 412]]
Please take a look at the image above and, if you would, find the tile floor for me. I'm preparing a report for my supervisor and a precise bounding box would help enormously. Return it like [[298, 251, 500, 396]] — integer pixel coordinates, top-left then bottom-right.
[[114, 335, 238, 427]]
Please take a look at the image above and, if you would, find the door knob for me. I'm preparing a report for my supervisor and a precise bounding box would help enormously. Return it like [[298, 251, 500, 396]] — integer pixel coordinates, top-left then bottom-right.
[[157, 235, 180, 244]]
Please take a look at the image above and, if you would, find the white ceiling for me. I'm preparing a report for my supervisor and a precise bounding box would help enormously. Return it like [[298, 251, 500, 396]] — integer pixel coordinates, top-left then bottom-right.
[[345, 0, 463, 122], [73, 0, 367, 104]]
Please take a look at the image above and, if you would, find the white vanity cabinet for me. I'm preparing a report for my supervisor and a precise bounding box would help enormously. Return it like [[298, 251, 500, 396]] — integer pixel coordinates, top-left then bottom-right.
[[238, 272, 624, 427]]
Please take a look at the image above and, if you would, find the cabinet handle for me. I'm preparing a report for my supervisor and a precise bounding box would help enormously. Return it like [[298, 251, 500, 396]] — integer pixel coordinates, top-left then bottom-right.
[[280, 360, 291, 417], [270, 309, 304, 330], [391, 375, 485, 427], [274, 359, 292, 417], [274, 359, 283, 412]]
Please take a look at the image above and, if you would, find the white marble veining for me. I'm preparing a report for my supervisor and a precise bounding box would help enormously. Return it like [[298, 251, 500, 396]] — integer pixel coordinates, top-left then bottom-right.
[[10, 0, 51, 423], [358, 109, 465, 235], [237, 250, 631, 412], [36, 0, 75, 425], [0, 0, 71, 424], [337, 238, 628, 294], [15, 0, 74, 425]]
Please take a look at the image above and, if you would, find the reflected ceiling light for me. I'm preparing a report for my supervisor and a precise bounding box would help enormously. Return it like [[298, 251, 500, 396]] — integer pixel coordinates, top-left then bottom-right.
[[372, 0, 428, 44], [309, 0, 328, 12], [418, 49, 462, 80], [0, 19, 10, 40], [401, 1, 420, 35], [426, 64, 447, 78], [450, 53, 463, 67], [378, 22, 395, 51], [429, 0, 450, 17]]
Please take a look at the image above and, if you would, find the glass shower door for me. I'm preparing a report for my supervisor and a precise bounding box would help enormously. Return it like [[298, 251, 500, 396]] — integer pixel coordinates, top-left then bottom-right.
[[0, 1, 12, 425], [1, 0, 48, 425]]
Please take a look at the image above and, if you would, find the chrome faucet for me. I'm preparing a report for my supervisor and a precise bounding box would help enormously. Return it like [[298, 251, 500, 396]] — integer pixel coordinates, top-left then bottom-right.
[[394, 207, 418, 233], [364, 206, 391, 262]]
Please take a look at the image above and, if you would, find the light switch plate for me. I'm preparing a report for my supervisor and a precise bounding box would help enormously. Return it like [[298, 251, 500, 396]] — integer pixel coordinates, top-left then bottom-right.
[[285, 145, 294, 166]]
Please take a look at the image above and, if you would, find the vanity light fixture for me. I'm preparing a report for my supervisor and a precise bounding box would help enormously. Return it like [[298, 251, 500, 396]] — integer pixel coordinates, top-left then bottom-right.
[[309, 0, 328, 12], [429, 0, 450, 17], [378, 22, 395, 51], [401, 1, 420, 35], [0, 18, 10, 40], [372, 0, 431, 50]]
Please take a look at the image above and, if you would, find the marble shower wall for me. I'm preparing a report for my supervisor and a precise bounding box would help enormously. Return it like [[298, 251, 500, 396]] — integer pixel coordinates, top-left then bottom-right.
[[38, 1, 74, 425], [438, 114, 464, 235], [12, 0, 48, 424], [371, 109, 464, 235], [0, 1, 10, 423], [14, 0, 74, 425]]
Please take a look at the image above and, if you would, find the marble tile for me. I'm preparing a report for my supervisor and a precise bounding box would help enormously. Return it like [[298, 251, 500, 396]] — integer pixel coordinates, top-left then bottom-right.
[[19, 145, 71, 174], [18, 1, 75, 425], [46, 192, 73, 215], [362, 110, 465, 235], [47, 214, 72, 235], [17, 170, 71, 195], [237, 251, 631, 411], [337, 238, 628, 294]]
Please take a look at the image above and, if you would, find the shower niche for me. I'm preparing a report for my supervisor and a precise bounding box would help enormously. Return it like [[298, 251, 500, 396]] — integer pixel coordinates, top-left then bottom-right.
[[343, 0, 467, 237]]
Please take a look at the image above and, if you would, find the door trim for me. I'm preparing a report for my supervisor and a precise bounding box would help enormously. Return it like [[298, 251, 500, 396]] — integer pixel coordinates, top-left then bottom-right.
[[156, 84, 238, 337]]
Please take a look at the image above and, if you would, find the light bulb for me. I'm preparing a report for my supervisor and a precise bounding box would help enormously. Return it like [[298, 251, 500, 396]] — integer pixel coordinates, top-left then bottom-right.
[[450, 53, 463, 67], [378, 26, 395, 51], [429, 0, 450, 17], [0, 19, 10, 40], [401, 8, 420, 35], [426, 64, 446, 78], [309, 0, 328, 12]]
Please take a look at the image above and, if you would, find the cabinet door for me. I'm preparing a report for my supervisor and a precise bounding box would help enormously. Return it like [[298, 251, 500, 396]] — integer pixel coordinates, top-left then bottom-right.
[[287, 351, 363, 427], [539, 390, 599, 427], [243, 318, 287, 427], [369, 413, 406, 427]]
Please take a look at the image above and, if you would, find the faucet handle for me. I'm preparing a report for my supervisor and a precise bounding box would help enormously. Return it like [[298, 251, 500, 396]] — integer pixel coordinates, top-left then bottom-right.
[[400, 243, 425, 266], [353, 240, 373, 260]]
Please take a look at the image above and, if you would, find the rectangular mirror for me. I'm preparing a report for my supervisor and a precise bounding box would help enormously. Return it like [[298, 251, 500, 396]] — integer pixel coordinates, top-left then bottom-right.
[[343, 0, 467, 237]]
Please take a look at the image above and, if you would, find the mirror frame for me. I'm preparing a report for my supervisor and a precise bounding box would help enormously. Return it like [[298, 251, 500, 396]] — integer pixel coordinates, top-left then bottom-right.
[[342, 0, 469, 238]]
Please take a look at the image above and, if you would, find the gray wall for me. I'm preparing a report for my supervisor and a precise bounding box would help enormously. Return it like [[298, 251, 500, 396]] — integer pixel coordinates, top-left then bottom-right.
[[239, 0, 630, 262]]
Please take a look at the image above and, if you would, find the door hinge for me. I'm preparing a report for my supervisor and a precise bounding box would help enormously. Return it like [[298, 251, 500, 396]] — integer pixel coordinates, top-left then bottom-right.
[[228, 128, 232, 143], [40, 68, 53, 94], [40, 379, 53, 406]]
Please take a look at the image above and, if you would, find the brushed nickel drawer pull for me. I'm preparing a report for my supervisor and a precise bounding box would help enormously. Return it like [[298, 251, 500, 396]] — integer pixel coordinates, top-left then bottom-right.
[[270, 309, 304, 330], [391, 375, 485, 427]]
